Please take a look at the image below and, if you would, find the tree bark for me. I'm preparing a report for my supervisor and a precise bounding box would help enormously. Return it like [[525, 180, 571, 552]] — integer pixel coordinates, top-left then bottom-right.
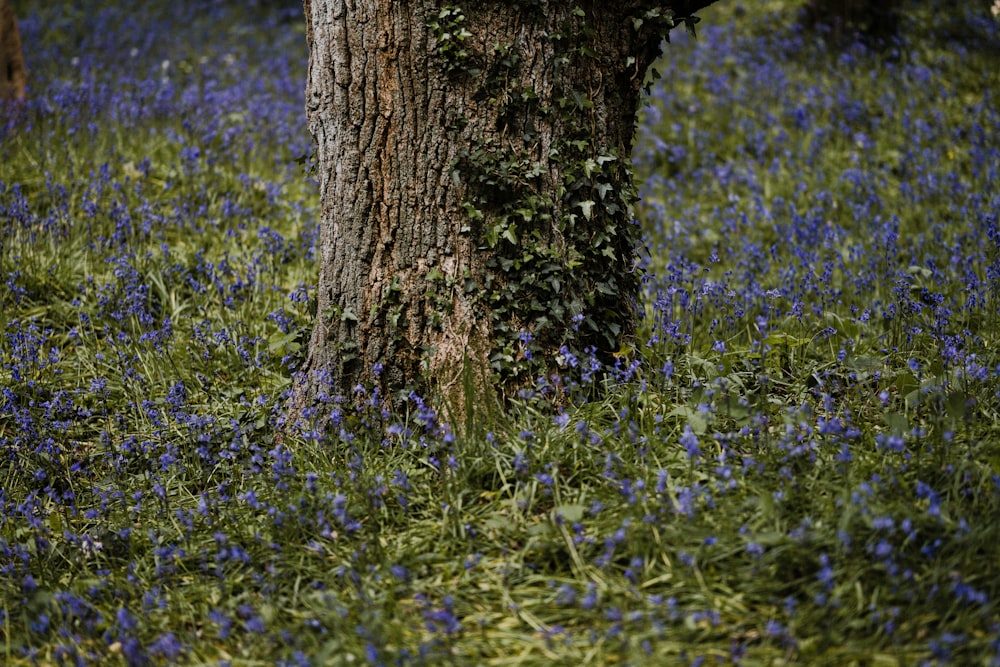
[[0, 0, 26, 103], [289, 0, 717, 430]]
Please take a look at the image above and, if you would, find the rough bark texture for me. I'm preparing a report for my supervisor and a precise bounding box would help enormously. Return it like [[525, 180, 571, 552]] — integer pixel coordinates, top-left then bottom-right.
[[289, 0, 717, 430], [0, 0, 26, 103]]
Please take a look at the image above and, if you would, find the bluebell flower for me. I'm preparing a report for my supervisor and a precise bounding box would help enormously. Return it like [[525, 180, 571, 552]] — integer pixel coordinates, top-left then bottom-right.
[[149, 632, 185, 661]]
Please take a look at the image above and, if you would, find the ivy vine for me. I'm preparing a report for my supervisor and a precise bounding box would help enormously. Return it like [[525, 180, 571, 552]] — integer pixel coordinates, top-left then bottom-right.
[[430, 4, 707, 389], [427, 6, 475, 74]]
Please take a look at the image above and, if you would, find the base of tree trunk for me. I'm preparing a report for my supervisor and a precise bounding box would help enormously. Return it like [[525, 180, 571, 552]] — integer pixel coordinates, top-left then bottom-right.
[[287, 1, 720, 434]]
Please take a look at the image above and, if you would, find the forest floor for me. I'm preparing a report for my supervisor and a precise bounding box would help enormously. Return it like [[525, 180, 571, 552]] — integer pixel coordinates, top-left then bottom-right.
[[2, 1, 1000, 664]]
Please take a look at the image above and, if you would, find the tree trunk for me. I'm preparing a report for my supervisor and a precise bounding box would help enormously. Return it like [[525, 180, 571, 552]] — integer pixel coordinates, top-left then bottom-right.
[[0, 0, 26, 103], [289, 0, 717, 430], [801, 0, 902, 40]]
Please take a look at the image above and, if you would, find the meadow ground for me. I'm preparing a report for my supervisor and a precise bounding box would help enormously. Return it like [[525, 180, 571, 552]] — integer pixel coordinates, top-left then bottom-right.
[[2, 1, 1000, 665]]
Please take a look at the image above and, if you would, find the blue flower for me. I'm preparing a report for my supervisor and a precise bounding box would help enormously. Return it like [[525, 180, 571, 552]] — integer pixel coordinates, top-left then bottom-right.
[[680, 424, 701, 460]]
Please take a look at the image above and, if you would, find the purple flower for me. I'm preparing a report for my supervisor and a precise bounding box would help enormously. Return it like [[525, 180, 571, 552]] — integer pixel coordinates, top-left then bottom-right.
[[680, 424, 701, 460], [149, 632, 185, 661]]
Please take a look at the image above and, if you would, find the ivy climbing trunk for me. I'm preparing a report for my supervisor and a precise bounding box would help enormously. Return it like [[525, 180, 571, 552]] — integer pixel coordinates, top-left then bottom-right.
[[289, 0, 718, 429]]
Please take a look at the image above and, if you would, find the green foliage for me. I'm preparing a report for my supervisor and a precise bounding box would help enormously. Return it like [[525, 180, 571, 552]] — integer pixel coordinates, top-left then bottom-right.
[[450, 8, 649, 387], [442, 4, 724, 387], [428, 5, 475, 75], [633, 6, 702, 38], [3, 1, 1000, 665]]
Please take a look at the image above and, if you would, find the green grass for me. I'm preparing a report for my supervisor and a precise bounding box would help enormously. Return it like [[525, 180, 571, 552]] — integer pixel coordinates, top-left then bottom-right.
[[2, 1, 1000, 665]]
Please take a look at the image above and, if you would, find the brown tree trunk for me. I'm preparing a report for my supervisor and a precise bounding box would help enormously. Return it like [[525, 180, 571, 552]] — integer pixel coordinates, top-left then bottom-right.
[[289, 0, 717, 430], [0, 0, 26, 103]]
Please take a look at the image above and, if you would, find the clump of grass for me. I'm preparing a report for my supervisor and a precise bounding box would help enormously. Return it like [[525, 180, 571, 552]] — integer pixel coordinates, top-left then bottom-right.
[[2, 1, 1000, 665]]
